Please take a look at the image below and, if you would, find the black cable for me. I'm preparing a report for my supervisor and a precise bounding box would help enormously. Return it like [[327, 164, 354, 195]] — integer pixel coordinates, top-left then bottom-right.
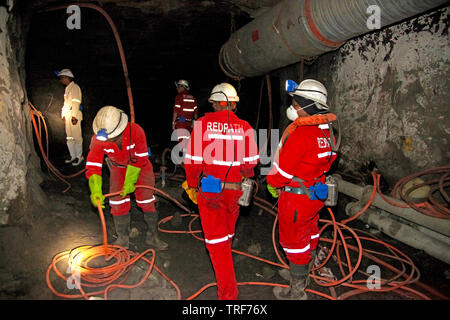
[[127, 115, 138, 164]]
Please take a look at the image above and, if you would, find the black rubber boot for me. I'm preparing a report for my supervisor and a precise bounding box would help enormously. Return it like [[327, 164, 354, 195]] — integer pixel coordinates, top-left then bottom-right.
[[279, 249, 316, 282], [143, 213, 168, 251], [274, 262, 309, 300], [112, 214, 130, 249], [307, 249, 317, 286]]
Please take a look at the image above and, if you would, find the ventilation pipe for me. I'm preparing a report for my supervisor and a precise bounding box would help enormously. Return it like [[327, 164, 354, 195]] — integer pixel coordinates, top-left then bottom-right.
[[346, 203, 450, 264], [332, 174, 450, 237], [219, 0, 448, 79]]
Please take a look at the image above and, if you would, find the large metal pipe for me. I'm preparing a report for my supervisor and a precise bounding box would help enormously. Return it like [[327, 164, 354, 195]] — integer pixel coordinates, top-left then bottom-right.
[[346, 203, 450, 264], [332, 174, 450, 237], [219, 0, 448, 79]]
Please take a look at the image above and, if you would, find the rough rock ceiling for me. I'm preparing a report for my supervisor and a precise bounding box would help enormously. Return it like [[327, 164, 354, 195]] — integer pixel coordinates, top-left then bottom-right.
[[31, 0, 279, 15]]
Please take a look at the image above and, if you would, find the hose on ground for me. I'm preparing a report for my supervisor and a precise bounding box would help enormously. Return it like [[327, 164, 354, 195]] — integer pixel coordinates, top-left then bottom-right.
[[45, 168, 449, 300], [29, 102, 86, 192], [156, 171, 448, 300], [46, 185, 186, 300], [390, 166, 450, 219]]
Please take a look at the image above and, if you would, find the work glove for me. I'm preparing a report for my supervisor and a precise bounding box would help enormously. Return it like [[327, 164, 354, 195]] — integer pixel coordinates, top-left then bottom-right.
[[121, 165, 141, 197], [71, 117, 78, 125], [267, 184, 279, 198], [89, 174, 105, 208], [182, 180, 198, 205]]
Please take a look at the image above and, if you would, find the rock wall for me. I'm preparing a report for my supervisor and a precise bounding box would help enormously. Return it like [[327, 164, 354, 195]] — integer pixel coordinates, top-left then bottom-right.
[[0, 3, 46, 225], [277, 7, 449, 185]]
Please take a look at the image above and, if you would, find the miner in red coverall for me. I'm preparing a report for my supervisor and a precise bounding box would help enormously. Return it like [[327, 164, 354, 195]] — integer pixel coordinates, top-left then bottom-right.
[[183, 83, 259, 300], [172, 80, 198, 150], [267, 79, 338, 300], [86, 106, 168, 251]]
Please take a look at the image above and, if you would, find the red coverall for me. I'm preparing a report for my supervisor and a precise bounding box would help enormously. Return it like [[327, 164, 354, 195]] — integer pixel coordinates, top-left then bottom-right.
[[267, 123, 337, 265], [184, 110, 259, 300], [173, 92, 198, 147], [85, 122, 156, 216]]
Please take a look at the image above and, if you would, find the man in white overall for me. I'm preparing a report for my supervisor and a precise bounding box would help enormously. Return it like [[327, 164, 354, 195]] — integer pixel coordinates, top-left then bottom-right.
[[57, 69, 84, 166]]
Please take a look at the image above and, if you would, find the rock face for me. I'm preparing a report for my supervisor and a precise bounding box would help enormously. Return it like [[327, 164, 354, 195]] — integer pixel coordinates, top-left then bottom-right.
[[277, 7, 449, 184], [0, 4, 46, 225]]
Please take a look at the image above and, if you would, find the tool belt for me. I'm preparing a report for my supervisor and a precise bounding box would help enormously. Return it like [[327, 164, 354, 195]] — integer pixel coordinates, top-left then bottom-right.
[[200, 175, 241, 193], [285, 177, 329, 201], [284, 186, 307, 195], [176, 116, 192, 123], [112, 162, 127, 168], [105, 157, 126, 168], [221, 182, 242, 191]]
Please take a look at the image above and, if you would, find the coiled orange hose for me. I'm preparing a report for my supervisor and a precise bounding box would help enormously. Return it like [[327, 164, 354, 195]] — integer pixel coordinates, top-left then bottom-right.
[[390, 166, 450, 219], [44, 171, 449, 300], [156, 172, 448, 300], [46, 187, 183, 300]]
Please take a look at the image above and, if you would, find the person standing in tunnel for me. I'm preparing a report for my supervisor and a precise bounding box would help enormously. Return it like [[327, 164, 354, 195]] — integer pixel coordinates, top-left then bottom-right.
[[183, 83, 259, 300], [57, 69, 84, 166], [172, 79, 198, 152], [85, 106, 168, 251], [266, 79, 338, 300]]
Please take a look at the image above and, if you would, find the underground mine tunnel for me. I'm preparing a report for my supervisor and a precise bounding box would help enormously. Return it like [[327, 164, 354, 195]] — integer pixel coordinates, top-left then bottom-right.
[[0, 0, 449, 303]]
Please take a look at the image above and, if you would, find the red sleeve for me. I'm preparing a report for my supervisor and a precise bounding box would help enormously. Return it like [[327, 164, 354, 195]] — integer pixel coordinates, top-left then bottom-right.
[[130, 123, 150, 169], [194, 97, 199, 119], [85, 136, 105, 179], [173, 95, 182, 115], [184, 119, 203, 188]]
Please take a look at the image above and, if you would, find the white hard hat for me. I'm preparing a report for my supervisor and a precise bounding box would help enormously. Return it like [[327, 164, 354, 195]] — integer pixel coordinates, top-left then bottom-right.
[[289, 79, 328, 110], [92, 106, 129, 140], [57, 69, 74, 78], [176, 79, 190, 90], [208, 83, 240, 103]]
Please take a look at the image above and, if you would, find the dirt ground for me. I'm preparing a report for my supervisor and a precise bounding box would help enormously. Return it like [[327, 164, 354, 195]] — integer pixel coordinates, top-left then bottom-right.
[[0, 151, 449, 301]]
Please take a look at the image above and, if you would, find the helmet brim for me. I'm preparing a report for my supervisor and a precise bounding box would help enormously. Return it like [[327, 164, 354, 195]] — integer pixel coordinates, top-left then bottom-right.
[[290, 92, 328, 109], [92, 111, 128, 139]]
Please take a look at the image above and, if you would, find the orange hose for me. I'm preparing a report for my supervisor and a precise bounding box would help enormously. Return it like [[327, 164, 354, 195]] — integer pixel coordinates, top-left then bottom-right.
[[391, 166, 449, 219], [157, 173, 448, 300], [46, 186, 183, 300], [339, 171, 377, 224], [29, 102, 86, 192], [45, 172, 448, 300]]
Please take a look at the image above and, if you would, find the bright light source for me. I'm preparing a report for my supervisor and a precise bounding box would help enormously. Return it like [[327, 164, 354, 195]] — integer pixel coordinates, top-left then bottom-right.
[[285, 79, 298, 93]]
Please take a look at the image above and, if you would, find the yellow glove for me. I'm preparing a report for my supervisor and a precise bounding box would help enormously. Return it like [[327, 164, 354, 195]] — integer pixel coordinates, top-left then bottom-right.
[[182, 180, 198, 205], [121, 165, 141, 198], [89, 174, 105, 208], [267, 184, 279, 198]]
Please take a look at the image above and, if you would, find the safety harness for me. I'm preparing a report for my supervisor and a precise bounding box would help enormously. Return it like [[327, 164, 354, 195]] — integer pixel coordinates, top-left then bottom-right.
[[274, 113, 340, 200]]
